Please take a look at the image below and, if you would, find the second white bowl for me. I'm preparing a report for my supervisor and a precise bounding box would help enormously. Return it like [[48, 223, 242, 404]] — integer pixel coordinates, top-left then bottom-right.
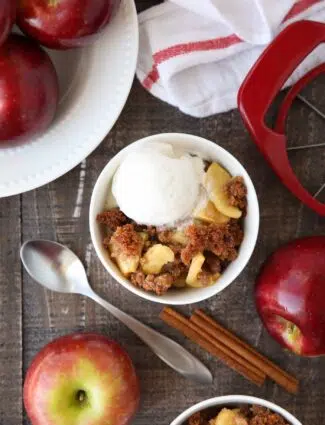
[[89, 133, 259, 305], [170, 395, 302, 425]]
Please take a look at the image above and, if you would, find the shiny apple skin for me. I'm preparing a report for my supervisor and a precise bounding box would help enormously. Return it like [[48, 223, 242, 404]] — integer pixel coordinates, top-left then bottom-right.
[[24, 333, 140, 425], [0, 34, 59, 143], [17, 0, 119, 49], [255, 236, 325, 356], [0, 0, 16, 46]]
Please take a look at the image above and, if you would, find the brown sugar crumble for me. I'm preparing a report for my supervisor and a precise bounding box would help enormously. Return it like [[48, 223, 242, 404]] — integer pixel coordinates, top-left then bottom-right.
[[157, 230, 174, 244], [225, 176, 247, 211], [187, 406, 289, 425], [188, 411, 209, 425], [130, 272, 173, 296], [203, 252, 222, 274], [110, 224, 143, 257], [97, 208, 129, 231], [181, 221, 243, 265], [161, 257, 187, 279], [248, 406, 288, 425]]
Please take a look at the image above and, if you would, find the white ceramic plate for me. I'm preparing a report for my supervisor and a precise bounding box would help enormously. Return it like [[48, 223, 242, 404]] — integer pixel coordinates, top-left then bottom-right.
[[0, 0, 138, 197]]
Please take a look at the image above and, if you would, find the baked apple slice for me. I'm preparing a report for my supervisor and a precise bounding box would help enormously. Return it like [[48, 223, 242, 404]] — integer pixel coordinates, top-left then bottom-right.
[[194, 200, 230, 224], [109, 242, 142, 276], [186, 253, 205, 287], [140, 244, 175, 274], [204, 163, 242, 219], [171, 231, 188, 245], [211, 408, 247, 425], [186, 253, 219, 287]]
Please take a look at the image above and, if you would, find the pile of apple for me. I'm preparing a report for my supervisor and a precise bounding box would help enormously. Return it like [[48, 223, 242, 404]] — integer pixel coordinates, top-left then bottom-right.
[[0, 0, 119, 144]]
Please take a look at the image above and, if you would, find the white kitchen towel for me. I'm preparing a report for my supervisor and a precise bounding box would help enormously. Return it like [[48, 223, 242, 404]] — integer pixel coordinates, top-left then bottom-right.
[[136, 0, 325, 117]]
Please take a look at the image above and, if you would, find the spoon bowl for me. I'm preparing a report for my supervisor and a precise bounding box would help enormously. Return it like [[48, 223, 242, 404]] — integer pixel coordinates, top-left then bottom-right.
[[21, 240, 90, 295]]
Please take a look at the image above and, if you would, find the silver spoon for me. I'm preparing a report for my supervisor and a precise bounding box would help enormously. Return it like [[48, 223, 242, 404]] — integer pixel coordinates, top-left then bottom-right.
[[20, 239, 212, 384]]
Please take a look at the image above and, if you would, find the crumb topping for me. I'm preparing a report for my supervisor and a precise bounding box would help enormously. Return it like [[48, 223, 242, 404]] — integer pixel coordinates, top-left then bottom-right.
[[196, 271, 214, 286], [248, 406, 288, 425], [203, 252, 222, 274], [181, 221, 243, 265], [110, 224, 143, 257], [225, 176, 247, 211], [130, 271, 173, 295], [161, 257, 187, 278], [157, 230, 174, 244], [97, 208, 129, 230], [189, 412, 209, 425]]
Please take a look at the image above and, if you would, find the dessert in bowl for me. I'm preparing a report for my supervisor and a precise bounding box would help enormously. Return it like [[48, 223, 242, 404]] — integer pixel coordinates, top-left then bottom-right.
[[90, 133, 259, 304], [170, 395, 301, 425]]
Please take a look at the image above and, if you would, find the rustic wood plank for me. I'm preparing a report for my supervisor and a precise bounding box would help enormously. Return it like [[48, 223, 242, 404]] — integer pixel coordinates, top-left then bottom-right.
[[0, 196, 22, 425]]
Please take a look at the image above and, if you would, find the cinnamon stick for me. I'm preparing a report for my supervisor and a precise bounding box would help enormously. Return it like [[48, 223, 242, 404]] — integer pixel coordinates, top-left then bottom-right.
[[192, 309, 298, 394], [160, 307, 265, 386]]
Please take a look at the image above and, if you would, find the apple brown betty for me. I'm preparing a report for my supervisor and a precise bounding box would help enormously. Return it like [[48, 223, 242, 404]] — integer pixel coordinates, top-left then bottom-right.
[[188, 406, 289, 425], [97, 165, 247, 296]]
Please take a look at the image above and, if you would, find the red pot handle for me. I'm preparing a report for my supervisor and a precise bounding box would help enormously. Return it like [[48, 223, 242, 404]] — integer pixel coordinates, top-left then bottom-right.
[[238, 20, 325, 215]]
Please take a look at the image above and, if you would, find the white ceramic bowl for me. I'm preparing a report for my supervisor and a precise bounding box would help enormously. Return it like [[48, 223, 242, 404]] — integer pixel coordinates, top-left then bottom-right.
[[170, 395, 302, 425], [89, 133, 259, 305], [0, 0, 138, 197]]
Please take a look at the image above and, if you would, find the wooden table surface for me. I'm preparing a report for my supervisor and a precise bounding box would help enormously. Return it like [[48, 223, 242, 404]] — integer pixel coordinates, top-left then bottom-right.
[[1, 2, 325, 424]]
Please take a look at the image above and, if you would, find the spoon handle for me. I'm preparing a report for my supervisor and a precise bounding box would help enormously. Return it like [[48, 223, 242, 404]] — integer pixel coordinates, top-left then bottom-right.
[[88, 290, 212, 384]]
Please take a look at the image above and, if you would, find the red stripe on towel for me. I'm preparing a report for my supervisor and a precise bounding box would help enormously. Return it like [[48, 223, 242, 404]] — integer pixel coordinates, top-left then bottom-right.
[[284, 0, 321, 20], [142, 34, 241, 89], [141, 0, 321, 89]]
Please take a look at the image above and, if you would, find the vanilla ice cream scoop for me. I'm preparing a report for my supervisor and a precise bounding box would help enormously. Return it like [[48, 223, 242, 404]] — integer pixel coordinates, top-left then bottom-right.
[[112, 144, 204, 226]]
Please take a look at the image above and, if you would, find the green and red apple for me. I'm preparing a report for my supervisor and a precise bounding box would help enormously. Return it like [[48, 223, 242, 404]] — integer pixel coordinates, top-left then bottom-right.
[[24, 333, 140, 425]]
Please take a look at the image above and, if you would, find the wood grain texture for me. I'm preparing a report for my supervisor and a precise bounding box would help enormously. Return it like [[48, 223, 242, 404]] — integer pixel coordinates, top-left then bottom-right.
[[0, 196, 22, 425], [0, 1, 324, 424]]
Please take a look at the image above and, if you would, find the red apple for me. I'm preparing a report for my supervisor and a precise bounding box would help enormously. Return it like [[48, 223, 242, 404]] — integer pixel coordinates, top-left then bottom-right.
[[0, 0, 16, 46], [17, 0, 120, 50], [0, 34, 58, 144], [24, 333, 140, 425], [255, 236, 325, 356]]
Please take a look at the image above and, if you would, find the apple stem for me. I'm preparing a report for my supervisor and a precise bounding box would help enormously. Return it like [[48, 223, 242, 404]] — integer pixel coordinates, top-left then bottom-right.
[[76, 390, 86, 404]]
